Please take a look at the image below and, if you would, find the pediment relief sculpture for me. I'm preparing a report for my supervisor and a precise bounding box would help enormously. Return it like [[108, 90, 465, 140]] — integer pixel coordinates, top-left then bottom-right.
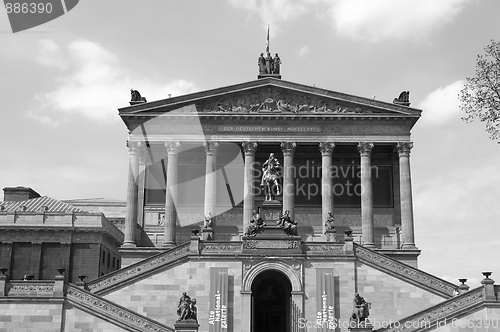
[[197, 91, 380, 115]]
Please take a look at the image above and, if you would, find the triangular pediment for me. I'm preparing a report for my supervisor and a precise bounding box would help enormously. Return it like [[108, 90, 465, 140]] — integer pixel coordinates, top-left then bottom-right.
[[119, 78, 421, 119]]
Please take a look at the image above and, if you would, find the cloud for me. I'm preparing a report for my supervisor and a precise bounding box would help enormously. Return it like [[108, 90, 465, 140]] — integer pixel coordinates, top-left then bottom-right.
[[36, 39, 67, 69], [229, 0, 471, 43], [28, 39, 199, 124], [228, 0, 310, 34], [297, 45, 310, 58], [325, 0, 471, 43], [417, 80, 464, 125]]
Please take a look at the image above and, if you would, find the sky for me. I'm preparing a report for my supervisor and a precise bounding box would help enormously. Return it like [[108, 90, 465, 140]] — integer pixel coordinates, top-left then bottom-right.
[[0, 0, 499, 288]]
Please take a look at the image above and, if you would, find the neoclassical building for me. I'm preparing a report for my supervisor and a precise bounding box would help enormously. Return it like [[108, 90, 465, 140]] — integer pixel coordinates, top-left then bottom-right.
[[120, 77, 419, 264], [0, 74, 498, 332]]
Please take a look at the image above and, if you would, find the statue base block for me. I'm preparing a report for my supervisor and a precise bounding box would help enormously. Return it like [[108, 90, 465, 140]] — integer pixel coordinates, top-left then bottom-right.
[[258, 73, 281, 80], [325, 229, 337, 242], [201, 229, 213, 241], [174, 320, 199, 332], [259, 200, 282, 224], [242, 235, 302, 255], [348, 323, 373, 332]]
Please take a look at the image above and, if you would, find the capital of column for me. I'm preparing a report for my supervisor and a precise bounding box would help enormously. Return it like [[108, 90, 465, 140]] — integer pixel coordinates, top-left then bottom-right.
[[203, 141, 220, 156], [126, 140, 142, 155], [280, 141, 297, 156], [319, 142, 335, 156], [396, 142, 413, 157], [242, 141, 258, 156], [165, 141, 181, 155], [357, 142, 374, 157]]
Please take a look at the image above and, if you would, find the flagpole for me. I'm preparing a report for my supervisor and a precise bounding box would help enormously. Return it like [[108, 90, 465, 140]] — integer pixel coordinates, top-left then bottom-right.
[[266, 24, 270, 54]]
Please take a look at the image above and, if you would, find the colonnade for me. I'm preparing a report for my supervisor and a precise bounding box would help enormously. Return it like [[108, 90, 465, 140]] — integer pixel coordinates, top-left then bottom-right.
[[122, 140, 416, 249]]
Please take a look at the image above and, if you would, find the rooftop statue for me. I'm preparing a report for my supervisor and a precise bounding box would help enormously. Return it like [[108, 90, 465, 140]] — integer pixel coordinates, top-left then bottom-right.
[[393, 91, 410, 106], [130, 89, 147, 104], [260, 153, 281, 201], [265, 52, 274, 74], [273, 53, 282, 74], [258, 53, 266, 74]]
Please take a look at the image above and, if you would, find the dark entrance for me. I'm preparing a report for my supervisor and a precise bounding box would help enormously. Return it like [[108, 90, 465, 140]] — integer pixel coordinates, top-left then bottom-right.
[[251, 270, 291, 332]]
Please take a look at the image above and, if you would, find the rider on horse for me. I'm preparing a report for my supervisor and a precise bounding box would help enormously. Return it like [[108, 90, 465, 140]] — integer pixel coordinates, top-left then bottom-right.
[[260, 153, 281, 200]]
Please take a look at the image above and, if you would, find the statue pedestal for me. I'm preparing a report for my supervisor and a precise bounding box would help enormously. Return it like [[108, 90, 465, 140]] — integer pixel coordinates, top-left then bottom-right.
[[325, 229, 337, 242], [201, 228, 213, 241], [258, 73, 281, 80], [259, 200, 282, 225], [174, 320, 199, 332], [348, 323, 373, 332]]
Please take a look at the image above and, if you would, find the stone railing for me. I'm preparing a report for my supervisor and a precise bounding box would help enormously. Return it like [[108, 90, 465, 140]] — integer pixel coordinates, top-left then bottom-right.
[[67, 284, 174, 332], [375, 287, 484, 332], [304, 243, 346, 254], [6, 281, 55, 297], [355, 244, 457, 297], [87, 242, 190, 294]]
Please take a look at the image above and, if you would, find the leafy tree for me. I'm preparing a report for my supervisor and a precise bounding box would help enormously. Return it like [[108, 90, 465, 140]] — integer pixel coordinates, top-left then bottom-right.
[[459, 40, 500, 141]]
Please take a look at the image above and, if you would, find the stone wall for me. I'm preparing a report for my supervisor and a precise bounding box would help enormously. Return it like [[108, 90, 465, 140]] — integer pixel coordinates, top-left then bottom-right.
[[63, 303, 124, 331], [0, 302, 63, 331], [356, 262, 444, 326], [103, 259, 242, 331]]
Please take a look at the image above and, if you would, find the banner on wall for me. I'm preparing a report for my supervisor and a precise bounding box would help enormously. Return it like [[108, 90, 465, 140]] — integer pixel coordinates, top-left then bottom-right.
[[316, 268, 336, 331], [209, 267, 229, 332]]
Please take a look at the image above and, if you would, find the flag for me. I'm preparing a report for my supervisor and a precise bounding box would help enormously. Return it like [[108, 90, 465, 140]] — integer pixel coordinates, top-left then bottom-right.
[[266, 25, 270, 53]]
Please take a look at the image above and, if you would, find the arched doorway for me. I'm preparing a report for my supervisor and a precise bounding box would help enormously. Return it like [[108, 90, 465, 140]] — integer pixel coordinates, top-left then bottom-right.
[[251, 270, 291, 332]]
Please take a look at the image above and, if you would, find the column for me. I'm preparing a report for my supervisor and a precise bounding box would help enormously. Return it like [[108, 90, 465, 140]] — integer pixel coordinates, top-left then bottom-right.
[[358, 142, 375, 248], [242, 141, 257, 234], [203, 141, 220, 219], [319, 142, 335, 235], [163, 141, 181, 247], [122, 140, 141, 247], [396, 142, 416, 249], [136, 153, 147, 231], [281, 142, 297, 219]]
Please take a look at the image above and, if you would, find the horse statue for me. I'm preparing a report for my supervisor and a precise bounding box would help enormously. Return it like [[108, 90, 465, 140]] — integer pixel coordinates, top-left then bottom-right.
[[260, 153, 281, 201]]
